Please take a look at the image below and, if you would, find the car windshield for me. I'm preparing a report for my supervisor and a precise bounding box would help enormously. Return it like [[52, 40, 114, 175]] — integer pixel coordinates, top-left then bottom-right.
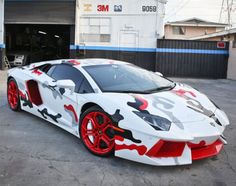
[[84, 64, 175, 94]]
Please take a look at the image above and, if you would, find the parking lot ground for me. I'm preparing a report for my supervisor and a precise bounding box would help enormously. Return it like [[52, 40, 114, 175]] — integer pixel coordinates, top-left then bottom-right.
[[0, 70, 236, 186]]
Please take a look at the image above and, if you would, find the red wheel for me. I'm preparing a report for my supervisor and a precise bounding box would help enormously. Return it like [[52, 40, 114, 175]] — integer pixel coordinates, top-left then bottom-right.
[[7, 78, 20, 111], [80, 106, 115, 156]]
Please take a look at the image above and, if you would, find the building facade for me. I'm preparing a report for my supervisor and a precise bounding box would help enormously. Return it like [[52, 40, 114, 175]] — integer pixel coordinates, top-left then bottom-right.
[[164, 18, 227, 40], [0, 0, 167, 70], [190, 27, 236, 42]]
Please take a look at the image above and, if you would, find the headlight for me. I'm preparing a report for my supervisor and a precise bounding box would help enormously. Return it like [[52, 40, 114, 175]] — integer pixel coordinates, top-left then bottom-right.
[[134, 111, 171, 131]]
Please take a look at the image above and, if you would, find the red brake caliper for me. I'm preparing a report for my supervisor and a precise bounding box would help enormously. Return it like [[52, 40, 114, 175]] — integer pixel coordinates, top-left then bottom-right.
[[81, 112, 115, 155]]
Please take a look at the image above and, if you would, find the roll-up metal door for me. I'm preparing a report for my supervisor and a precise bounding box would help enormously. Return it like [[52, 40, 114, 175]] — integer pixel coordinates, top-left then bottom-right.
[[5, 0, 75, 25], [156, 39, 229, 78]]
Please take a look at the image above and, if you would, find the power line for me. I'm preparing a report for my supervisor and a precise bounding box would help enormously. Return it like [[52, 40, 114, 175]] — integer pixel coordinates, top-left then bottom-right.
[[229, 0, 234, 14], [229, 0, 234, 27], [226, 0, 234, 27], [219, 0, 236, 26], [165, 0, 191, 20], [166, 0, 183, 14], [219, 0, 225, 22], [227, 0, 231, 26]]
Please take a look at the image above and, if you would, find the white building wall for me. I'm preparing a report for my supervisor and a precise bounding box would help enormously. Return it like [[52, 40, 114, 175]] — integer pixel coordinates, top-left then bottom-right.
[[76, 0, 166, 49], [0, 0, 4, 47]]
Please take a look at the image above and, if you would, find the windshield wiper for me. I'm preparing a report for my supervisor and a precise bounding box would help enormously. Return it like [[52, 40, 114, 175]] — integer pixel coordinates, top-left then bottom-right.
[[104, 83, 176, 94], [105, 90, 151, 94], [147, 83, 176, 93]]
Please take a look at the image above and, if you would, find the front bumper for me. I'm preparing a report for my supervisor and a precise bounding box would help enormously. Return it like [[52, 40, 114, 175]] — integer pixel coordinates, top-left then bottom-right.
[[113, 106, 229, 166], [189, 139, 223, 160], [115, 137, 225, 166]]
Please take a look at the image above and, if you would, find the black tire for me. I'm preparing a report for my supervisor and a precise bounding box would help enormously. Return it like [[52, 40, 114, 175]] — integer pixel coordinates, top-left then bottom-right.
[[79, 106, 115, 157], [7, 78, 21, 111]]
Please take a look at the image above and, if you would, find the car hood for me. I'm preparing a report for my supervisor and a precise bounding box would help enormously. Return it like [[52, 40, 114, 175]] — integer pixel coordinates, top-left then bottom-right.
[[102, 83, 216, 124]]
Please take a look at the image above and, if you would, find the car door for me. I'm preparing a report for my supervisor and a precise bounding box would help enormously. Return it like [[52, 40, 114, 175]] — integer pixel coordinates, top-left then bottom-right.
[[39, 64, 86, 130]]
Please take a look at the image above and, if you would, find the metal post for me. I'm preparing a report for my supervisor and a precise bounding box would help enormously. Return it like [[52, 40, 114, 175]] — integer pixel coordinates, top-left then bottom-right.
[[75, 0, 80, 48], [0, 0, 5, 70], [70, 0, 80, 59]]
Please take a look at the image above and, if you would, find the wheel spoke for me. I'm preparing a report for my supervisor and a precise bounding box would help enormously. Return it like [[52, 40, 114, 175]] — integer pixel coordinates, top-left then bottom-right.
[[8, 94, 12, 100], [93, 136, 100, 148], [82, 125, 88, 132], [86, 129, 96, 136], [14, 94, 18, 100], [100, 116, 109, 128], [87, 116, 99, 129], [8, 90, 12, 95], [102, 124, 113, 133], [101, 134, 111, 147], [9, 84, 13, 90], [13, 97, 17, 105], [92, 112, 100, 125]]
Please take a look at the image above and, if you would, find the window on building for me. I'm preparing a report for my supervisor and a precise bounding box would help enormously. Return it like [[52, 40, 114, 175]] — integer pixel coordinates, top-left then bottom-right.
[[80, 17, 111, 43], [172, 26, 185, 35]]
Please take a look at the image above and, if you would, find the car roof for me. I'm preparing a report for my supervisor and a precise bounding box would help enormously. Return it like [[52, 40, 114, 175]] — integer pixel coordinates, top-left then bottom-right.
[[28, 58, 130, 70], [48, 58, 128, 67], [67, 58, 129, 68]]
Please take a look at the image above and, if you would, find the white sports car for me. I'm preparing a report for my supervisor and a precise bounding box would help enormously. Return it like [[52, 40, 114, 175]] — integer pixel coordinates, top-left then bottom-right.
[[7, 59, 229, 166]]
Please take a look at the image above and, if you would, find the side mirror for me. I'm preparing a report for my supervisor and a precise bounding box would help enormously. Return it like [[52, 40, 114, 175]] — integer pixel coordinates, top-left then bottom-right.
[[56, 80, 75, 94], [155, 72, 163, 77]]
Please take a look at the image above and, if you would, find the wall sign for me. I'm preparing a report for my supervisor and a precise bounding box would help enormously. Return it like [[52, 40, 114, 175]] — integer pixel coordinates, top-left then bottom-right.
[[142, 6, 157, 12], [84, 4, 92, 12], [80, 1, 159, 15], [97, 5, 109, 12], [114, 5, 122, 12], [217, 41, 226, 49]]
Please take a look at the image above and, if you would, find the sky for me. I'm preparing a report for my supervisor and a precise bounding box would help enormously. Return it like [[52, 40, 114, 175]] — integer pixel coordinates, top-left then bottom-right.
[[165, 0, 236, 26]]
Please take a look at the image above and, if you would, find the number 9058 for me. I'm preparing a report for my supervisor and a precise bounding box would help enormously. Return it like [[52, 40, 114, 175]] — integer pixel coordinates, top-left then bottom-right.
[[142, 6, 157, 12]]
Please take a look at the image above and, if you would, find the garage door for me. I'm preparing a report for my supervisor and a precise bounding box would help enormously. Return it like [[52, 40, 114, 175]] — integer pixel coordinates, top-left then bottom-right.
[[156, 39, 229, 79], [5, 0, 75, 25]]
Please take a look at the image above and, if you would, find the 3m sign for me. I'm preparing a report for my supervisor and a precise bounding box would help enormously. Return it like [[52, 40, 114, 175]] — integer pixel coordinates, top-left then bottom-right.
[[97, 5, 109, 12]]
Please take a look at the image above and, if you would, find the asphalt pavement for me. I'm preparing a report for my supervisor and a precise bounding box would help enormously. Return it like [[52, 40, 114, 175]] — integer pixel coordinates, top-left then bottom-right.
[[0, 70, 236, 186]]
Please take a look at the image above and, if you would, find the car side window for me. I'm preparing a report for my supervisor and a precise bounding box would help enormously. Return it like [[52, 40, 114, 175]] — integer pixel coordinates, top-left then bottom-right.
[[49, 64, 93, 94], [36, 64, 54, 74], [40, 64, 52, 73], [79, 79, 94, 94], [46, 65, 56, 76]]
